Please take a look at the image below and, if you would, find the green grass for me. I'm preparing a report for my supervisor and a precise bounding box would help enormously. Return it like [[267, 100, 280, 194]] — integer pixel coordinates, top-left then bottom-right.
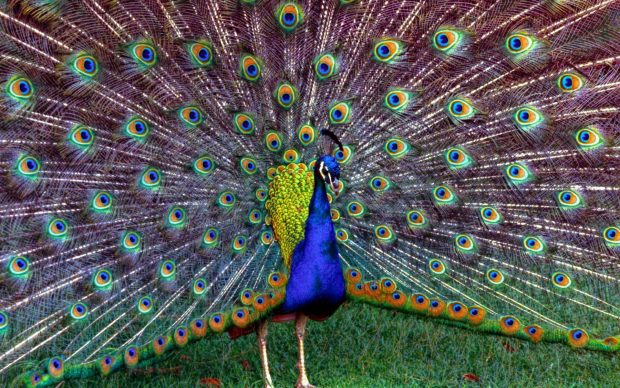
[[63, 302, 619, 387]]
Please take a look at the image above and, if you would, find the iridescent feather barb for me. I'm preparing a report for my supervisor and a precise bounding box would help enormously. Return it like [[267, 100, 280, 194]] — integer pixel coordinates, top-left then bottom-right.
[[0, 0, 620, 387]]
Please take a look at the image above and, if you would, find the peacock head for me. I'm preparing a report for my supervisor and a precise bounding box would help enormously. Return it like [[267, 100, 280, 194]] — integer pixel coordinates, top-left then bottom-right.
[[316, 155, 340, 195], [316, 129, 343, 195]]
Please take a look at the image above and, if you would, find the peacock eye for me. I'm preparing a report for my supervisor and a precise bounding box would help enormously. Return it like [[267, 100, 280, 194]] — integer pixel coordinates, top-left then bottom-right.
[[240, 157, 259, 175], [234, 112, 256, 135], [193, 155, 215, 176], [167, 206, 187, 227], [346, 200, 366, 217], [70, 302, 89, 320], [137, 296, 153, 313], [505, 32, 535, 54], [504, 162, 533, 185], [603, 226, 620, 247], [6, 76, 34, 100], [48, 357, 64, 378], [261, 230, 273, 244], [373, 39, 404, 63], [329, 102, 352, 124], [455, 233, 476, 253], [68, 125, 95, 151], [551, 272, 571, 288], [282, 149, 300, 164], [369, 176, 391, 192], [557, 73, 584, 93], [265, 132, 283, 152], [240, 54, 262, 81], [433, 185, 457, 205], [140, 167, 162, 189], [179, 106, 204, 127], [48, 218, 69, 239], [384, 138, 410, 159], [523, 236, 546, 254], [335, 228, 349, 241], [486, 268, 505, 285], [384, 89, 413, 112], [9, 256, 31, 277], [217, 191, 236, 209], [575, 127, 604, 151], [513, 106, 544, 133], [332, 145, 352, 164], [16, 155, 41, 178], [159, 260, 176, 279], [298, 124, 317, 146], [203, 227, 220, 247], [122, 231, 142, 251], [232, 235, 248, 254], [428, 259, 446, 275], [445, 147, 473, 169], [406, 209, 428, 229], [72, 53, 99, 77], [275, 82, 298, 109], [446, 97, 476, 120], [568, 328, 589, 347], [94, 269, 113, 289], [125, 117, 150, 140], [276, 2, 303, 32], [189, 41, 214, 67], [92, 191, 113, 213], [248, 208, 263, 224], [556, 189, 583, 209], [432, 28, 464, 53], [314, 53, 337, 80], [130, 42, 158, 68]]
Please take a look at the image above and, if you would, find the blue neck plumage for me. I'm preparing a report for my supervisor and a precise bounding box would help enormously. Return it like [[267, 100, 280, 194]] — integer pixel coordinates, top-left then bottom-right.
[[304, 170, 337, 250]]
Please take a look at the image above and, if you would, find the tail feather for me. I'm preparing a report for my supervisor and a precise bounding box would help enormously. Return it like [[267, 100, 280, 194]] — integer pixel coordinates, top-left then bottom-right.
[[1, 0, 620, 386]]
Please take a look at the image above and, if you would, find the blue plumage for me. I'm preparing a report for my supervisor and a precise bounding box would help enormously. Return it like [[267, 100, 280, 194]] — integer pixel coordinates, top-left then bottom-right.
[[279, 155, 345, 318]]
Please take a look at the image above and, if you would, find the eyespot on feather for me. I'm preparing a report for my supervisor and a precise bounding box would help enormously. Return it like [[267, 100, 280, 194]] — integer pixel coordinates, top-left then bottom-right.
[[524, 325, 544, 343], [410, 293, 430, 313], [345, 268, 362, 284], [447, 302, 468, 320], [239, 54, 262, 82], [124, 347, 139, 367], [467, 306, 486, 325], [499, 315, 521, 335], [174, 326, 189, 347], [428, 299, 446, 317], [98, 355, 118, 376], [372, 39, 404, 63], [568, 328, 589, 348], [137, 296, 153, 314], [190, 319, 208, 338]]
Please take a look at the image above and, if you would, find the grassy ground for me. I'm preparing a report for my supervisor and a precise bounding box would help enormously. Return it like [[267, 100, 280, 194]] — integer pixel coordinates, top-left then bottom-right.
[[61, 302, 619, 387]]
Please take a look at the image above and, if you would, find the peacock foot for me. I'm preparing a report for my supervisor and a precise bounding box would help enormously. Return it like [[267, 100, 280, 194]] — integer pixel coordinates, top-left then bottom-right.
[[295, 361, 315, 388], [295, 379, 316, 388]]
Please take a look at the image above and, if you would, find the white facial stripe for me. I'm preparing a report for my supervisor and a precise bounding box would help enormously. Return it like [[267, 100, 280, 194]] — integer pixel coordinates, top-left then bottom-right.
[[318, 161, 327, 181]]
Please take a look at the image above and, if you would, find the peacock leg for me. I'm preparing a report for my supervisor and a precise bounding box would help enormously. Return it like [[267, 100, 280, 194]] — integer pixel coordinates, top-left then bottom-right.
[[257, 320, 275, 388], [294, 313, 315, 388]]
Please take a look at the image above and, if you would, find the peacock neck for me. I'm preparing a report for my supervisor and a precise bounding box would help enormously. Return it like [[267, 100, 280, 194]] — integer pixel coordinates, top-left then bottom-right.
[[304, 171, 336, 246]]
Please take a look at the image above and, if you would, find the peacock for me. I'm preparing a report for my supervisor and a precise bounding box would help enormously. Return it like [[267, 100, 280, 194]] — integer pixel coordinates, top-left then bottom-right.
[[1, 0, 620, 386]]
